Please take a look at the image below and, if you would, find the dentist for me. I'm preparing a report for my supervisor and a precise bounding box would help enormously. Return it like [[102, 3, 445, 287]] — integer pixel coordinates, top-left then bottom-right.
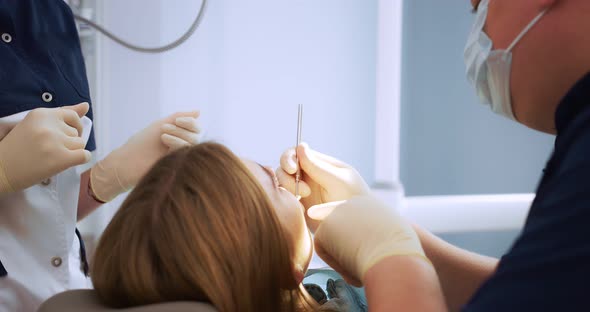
[[0, 1, 200, 311], [279, 0, 590, 311]]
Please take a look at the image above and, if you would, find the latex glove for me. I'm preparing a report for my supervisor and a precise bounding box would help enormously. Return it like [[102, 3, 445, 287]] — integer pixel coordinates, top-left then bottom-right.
[[0, 120, 16, 141], [276, 143, 370, 208], [308, 196, 428, 287], [0, 103, 92, 193], [90, 111, 200, 202]]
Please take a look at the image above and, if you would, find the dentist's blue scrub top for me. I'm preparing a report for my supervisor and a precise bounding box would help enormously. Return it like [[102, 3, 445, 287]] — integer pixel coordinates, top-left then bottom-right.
[[0, 0, 94, 277], [464, 72, 590, 311], [0, 0, 95, 150]]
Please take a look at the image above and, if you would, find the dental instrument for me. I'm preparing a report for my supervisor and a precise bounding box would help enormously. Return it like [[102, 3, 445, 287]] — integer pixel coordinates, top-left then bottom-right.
[[295, 104, 303, 200], [72, 0, 208, 54]]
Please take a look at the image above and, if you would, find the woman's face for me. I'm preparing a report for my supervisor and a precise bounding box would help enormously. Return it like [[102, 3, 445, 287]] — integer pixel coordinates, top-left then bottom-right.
[[242, 159, 313, 277]]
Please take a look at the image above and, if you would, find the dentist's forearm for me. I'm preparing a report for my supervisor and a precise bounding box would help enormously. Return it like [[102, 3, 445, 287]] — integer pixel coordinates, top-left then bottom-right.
[[413, 224, 498, 311], [77, 169, 104, 221], [364, 255, 447, 312]]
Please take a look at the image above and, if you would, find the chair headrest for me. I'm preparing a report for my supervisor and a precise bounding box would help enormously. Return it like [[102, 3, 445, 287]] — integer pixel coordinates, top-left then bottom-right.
[[37, 289, 217, 312]]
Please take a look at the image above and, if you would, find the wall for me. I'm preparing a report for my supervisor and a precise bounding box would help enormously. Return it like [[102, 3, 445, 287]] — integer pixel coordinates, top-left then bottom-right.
[[88, 1, 551, 232], [81, 0, 379, 233], [439, 230, 518, 258], [79, 0, 166, 233], [159, 0, 378, 183], [400, 2, 555, 196]]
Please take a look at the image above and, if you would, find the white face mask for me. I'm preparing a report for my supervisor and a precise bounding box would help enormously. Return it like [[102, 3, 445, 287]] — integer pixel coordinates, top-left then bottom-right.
[[464, 0, 547, 120]]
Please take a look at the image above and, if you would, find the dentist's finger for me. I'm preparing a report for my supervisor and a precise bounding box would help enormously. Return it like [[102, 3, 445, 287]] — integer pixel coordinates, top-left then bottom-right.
[[63, 135, 87, 151], [307, 201, 346, 221], [162, 123, 200, 145], [61, 123, 80, 138], [64, 148, 92, 167], [170, 111, 200, 119], [302, 143, 350, 168], [297, 144, 340, 187], [279, 147, 298, 175], [165, 111, 200, 125], [175, 116, 201, 133], [161, 133, 191, 150], [280, 142, 346, 174], [62, 102, 90, 118], [59, 108, 83, 137], [0, 121, 18, 141], [276, 168, 311, 198]]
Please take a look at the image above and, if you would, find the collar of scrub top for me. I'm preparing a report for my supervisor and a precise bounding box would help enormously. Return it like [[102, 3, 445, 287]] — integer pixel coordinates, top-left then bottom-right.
[[554, 72, 590, 135]]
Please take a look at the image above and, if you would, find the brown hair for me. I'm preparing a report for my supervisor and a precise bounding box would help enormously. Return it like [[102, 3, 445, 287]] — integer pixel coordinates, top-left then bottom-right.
[[91, 142, 318, 311]]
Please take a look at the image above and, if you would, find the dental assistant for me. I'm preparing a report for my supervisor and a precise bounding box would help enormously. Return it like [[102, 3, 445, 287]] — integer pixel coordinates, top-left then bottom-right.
[[279, 0, 590, 311], [0, 1, 200, 311]]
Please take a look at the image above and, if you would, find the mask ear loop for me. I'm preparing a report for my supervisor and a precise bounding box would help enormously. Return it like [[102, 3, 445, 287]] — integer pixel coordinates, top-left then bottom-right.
[[506, 10, 548, 52]]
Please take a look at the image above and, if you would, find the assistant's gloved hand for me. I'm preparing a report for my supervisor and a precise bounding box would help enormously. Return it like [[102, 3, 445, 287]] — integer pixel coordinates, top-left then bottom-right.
[[90, 111, 200, 202], [308, 196, 428, 287], [0, 103, 92, 193], [276, 143, 370, 208]]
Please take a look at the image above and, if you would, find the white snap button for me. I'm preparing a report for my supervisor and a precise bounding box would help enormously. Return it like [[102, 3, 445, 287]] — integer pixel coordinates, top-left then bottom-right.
[[42, 92, 53, 103], [41, 178, 51, 186], [1, 33, 12, 43], [51, 257, 62, 267]]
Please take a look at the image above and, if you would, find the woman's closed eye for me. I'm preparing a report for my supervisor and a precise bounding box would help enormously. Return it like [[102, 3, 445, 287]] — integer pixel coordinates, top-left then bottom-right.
[[259, 164, 281, 188]]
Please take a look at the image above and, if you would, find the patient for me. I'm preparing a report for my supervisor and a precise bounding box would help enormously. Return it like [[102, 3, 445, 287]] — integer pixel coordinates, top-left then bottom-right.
[[91, 142, 332, 311]]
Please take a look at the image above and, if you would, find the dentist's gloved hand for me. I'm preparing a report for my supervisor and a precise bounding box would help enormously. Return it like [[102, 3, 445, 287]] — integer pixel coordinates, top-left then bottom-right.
[[309, 196, 428, 287], [90, 111, 200, 202], [0, 103, 91, 193], [276, 143, 370, 209]]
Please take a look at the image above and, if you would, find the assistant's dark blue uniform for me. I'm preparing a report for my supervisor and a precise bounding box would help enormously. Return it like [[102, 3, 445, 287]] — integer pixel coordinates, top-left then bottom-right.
[[464, 72, 590, 311], [0, 0, 93, 278], [0, 0, 95, 150]]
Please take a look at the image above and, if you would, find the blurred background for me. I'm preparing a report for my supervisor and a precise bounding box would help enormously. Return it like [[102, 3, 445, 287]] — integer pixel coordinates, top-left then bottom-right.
[[67, 0, 554, 259]]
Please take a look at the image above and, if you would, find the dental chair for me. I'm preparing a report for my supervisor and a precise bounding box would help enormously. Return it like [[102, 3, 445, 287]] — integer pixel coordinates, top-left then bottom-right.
[[37, 289, 217, 312]]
